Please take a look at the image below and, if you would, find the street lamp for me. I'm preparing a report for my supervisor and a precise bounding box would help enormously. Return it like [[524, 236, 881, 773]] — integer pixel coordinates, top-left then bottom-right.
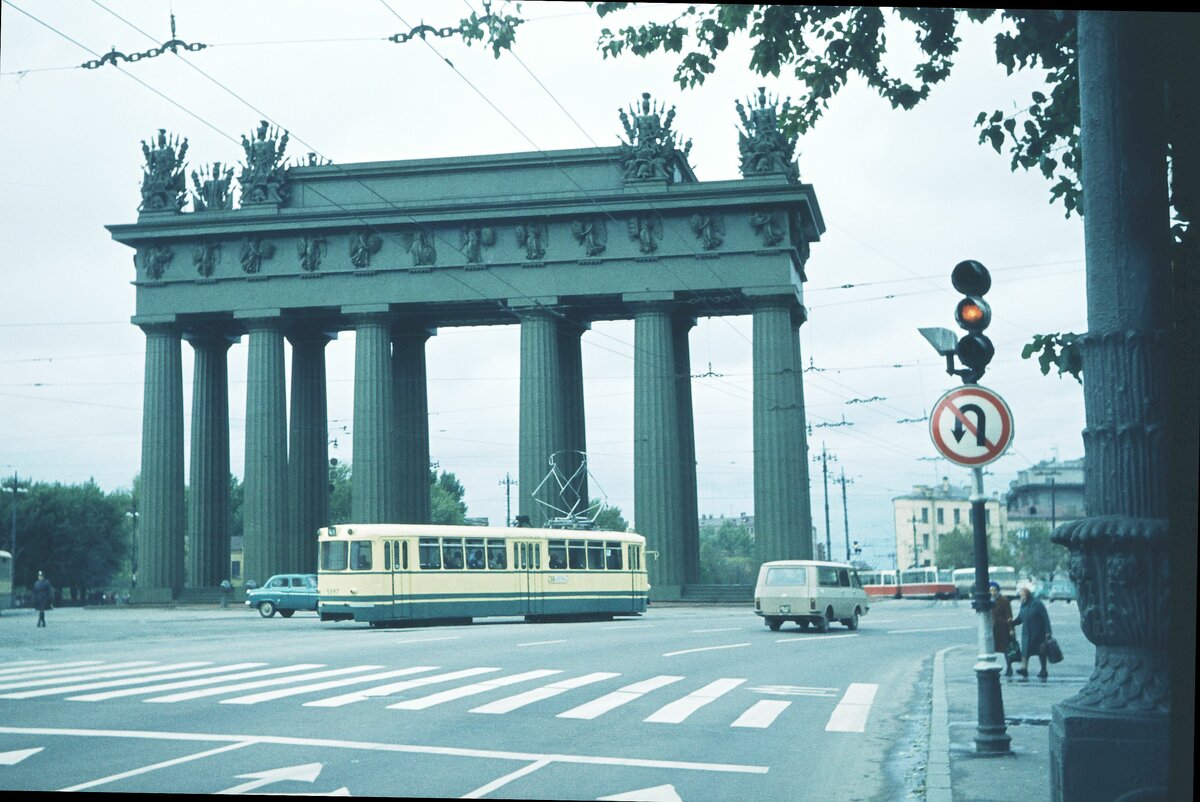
[[6, 473, 29, 603]]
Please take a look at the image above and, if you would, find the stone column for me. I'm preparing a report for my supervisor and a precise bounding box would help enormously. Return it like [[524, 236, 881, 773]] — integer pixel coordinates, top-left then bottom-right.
[[242, 317, 289, 587], [673, 315, 701, 584], [518, 307, 564, 527], [790, 309, 815, 560], [1050, 12, 1172, 801], [288, 328, 332, 572], [136, 322, 185, 601], [392, 326, 433, 524], [557, 319, 589, 517], [752, 297, 809, 563], [185, 330, 235, 589], [351, 311, 397, 523], [632, 300, 685, 598]]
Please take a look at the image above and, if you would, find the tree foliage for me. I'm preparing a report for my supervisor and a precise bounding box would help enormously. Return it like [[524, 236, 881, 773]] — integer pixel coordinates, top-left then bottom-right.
[[593, 503, 629, 532], [699, 520, 757, 584], [431, 469, 468, 526], [933, 527, 1008, 572]]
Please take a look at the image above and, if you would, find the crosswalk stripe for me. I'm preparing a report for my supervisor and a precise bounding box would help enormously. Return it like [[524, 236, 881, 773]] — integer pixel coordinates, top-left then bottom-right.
[[1, 663, 269, 700], [388, 669, 563, 711], [219, 666, 440, 705], [303, 667, 502, 708], [470, 672, 621, 715], [556, 675, 685, 720], [644, 678, 746, 724], [68, 664, 327, 702], [731, 700, 792, 728], [0, 663, 207, 694], [0, 661, 103, 678], [143, 666, 383, 703], [824, 682, 879, 733]]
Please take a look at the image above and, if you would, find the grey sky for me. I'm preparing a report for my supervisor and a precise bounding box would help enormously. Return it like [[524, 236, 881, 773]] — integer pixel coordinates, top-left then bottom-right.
[[0, 2, 1087, 568]]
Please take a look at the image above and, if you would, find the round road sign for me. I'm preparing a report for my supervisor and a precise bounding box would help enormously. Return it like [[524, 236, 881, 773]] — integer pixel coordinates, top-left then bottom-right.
[[928, 385, 1014, 467]]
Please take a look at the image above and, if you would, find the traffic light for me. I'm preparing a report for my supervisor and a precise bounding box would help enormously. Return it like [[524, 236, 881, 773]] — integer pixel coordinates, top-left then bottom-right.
[[951, 260, 993, 383]]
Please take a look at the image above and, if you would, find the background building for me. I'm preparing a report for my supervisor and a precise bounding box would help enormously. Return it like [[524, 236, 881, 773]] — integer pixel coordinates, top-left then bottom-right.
[[892, 477, 1006, 569], [1005, 457, 1085, 533]]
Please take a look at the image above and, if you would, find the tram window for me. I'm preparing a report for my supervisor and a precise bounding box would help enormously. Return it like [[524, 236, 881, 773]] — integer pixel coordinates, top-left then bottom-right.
[[568, 540, 587, 570], [419, 538, 441, 570], [587, 541, 605, 570], [517, 543, 526, 569], [605, 543, 623, 570], [533, 544, 540, 569], [547, 540, 567, 569], [384, 543, 392, 571], [351, 541, 373, 571], [465, 538, 486, 570], [321, 541, 348, 571], [486, 539, 507, 569], [442, 538, 465, 570], [402, 541, 409, 570]]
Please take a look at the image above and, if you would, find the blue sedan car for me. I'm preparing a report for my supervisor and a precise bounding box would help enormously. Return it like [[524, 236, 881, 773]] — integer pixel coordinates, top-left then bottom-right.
[[245, 574, 319, 618]]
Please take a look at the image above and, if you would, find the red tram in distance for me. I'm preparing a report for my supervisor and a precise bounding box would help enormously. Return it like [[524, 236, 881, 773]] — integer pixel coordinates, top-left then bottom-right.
[[859, 567, 956, 599]]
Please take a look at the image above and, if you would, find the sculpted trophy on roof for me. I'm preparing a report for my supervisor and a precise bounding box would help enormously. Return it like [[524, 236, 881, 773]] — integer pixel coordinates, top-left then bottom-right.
[[238, 120, 291, 205], [139, 128, 189, 213], [735, 87, 800, 182], [618, 92, 692, 183]]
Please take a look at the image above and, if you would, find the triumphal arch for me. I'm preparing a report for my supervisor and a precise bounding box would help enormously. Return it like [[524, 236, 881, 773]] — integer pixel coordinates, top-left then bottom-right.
[[108, 90, 824, 602]]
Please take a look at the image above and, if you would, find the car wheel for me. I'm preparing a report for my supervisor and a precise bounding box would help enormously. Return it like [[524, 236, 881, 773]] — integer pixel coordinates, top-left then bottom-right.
[[814, 609, 831, 633], [844, 608, 860, 631], [766, 617, 783, 631], [279, 609, 294, 618], [258, 601, 276, 618], [798, 620, 811, 630]]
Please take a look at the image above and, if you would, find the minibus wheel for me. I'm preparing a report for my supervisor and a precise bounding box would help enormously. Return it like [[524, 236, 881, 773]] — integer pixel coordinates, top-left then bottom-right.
[[843, 608, 860, 630], [814, 609, 832, 633], [765, 616, 783, 631]]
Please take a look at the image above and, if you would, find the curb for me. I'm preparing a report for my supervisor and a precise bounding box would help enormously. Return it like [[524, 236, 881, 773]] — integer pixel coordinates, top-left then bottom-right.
[[927, 644, 963, 802]]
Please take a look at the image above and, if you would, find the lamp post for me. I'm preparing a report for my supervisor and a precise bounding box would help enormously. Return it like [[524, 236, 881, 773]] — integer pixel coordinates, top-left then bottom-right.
[[6, 473, 28, 603]]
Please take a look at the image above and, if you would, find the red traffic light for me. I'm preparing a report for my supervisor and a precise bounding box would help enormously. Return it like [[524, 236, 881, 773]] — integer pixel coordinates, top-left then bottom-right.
[[955, 297, 991, 332]]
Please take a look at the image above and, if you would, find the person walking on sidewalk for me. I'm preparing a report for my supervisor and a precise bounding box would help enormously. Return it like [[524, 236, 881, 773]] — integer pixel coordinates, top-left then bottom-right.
[[32, 570, 53, 628], [990, 581, 1016, 677], [1013, 583, 1052, 680]]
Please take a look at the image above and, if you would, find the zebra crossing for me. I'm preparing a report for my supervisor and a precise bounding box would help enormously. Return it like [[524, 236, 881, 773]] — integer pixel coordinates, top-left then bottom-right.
[[0, 659, 870, 732]]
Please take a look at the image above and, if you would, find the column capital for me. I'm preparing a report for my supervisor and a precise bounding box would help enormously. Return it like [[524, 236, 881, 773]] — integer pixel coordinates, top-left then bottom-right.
[[183, 327, 240, 350], [285, 325, 338, 346]]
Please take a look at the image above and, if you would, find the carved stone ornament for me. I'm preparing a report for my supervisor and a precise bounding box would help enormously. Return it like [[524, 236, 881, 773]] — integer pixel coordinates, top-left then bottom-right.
[[461, 225, 496, 264], [515, 222, 547, 261], [689, 213, 725, 250], [192, 242, 221, 277], [238, 120, 290, 206], [191, 162, 234, 212], [138, 243, 175, 280], [240, 238, 275, 274], [349, 230, 383, 268], [409, 230, 437, 268], [617, 92, 692, 183], [628, 215, 661, 254], [139, 128, 188, 213], [750, 210, 784, 247], [571, 218, 607, 256], [297, 235, 327, 272], [735, 87, 800, 181]]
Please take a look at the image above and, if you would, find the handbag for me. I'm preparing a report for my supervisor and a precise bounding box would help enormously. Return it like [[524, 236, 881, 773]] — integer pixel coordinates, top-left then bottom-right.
[[1005, 638, 1022, 663], [1042, 636, 1064, 664]]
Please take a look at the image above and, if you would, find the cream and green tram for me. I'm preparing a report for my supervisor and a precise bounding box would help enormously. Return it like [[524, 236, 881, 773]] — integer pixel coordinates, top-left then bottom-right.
[[317, 524, 648, 626]]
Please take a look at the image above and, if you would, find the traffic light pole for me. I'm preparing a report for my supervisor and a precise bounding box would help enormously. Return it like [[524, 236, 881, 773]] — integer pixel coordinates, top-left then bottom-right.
[[971, 465, 1011, 754]]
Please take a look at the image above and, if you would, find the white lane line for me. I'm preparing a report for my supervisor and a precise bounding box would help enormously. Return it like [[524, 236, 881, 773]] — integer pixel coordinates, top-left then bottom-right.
[[388, 669, 562, 710], [470, 672, 621, 715], [57, 741, 257, 792], [69, 664, 326, 702], [644, 678, 746, 724], [304, 667, 501, 708], [0, 663, 207, 693], [690, 627, 743, 633], [557, 675, 685, 720], [825, 682, 879, 733], [1, 725, 768, 774], [219, 666, 439, 705], [663, 643, 750, 657], [0, 660, 103, 678], [516, 640, 567, 647], [731, 700, 792, 729], [774, 634, 858, 644], [599, 624, 653, 630], [747, 685, 839, 697], [462, 759, 552, 799], [388, 636, 462, 645], [3, 663, 269, 700], [144, 666, 383, 703], [886, 626, 975, 634]]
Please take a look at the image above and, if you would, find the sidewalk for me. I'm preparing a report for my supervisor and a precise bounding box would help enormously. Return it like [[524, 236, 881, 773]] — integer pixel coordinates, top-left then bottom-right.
[[928, 600, 1094, 802]]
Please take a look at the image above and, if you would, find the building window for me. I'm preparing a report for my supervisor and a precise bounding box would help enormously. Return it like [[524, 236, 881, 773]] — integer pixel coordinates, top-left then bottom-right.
[[985, 510, 992, 525], [953, 509, 961, 525], [921, 507, 929, 523], [936, 508, 944, 525]]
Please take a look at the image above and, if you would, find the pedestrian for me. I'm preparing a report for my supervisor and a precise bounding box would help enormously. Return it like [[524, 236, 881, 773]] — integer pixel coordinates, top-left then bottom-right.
[[220, 579, 233, 609], [32, 570, 53, 628], [989, 580, 1016, 677], [1012, 583, 1052, 681]]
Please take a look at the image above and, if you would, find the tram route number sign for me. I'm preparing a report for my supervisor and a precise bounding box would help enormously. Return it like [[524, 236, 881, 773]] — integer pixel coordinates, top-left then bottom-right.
[[929, 385, 1014, 467]]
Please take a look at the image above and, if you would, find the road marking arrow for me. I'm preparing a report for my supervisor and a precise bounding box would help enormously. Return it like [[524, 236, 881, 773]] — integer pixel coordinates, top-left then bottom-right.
[[0, 747, 43, 765], [218, 762, 324, 795], [600, 785, 684, 802]]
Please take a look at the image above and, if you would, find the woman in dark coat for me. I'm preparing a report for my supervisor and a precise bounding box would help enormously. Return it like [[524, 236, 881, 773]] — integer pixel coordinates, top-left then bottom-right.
[[989, 581, 1015, 676], [1013, 584, 1052, 680], [32, 570, 53, 628]]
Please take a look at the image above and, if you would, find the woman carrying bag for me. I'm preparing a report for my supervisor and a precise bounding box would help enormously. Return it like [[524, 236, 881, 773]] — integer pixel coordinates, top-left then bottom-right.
[[989, 580, 1018, 677], [1013, 583, 1054, 681]]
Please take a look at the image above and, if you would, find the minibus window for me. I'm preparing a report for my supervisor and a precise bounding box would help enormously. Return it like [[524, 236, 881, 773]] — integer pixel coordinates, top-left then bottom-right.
[[321, 541, 348, 571], [605, 542, 623, 570], [838, 569, 850, 587], [350, 541, 373, 571], [587, 541, 605, 570], [419, 538, 441, 570], [486, 539, 507, 569], [548, 540, 567, 569], [567, 540, 587, 570], [818, 567, 839, 587], [766, 567, 807, 586]]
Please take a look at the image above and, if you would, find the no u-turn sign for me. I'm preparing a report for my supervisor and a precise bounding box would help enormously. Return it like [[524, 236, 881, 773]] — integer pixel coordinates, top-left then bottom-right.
[[929, 385, 1014, 467]]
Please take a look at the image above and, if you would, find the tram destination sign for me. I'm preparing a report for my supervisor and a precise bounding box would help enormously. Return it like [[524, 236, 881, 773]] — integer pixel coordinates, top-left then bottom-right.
[[928, 385, 1014, 467]]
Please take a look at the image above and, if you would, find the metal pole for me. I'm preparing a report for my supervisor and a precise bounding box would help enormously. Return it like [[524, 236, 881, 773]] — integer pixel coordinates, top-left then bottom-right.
[[821, 444, 832, 561], [840, 468, 851, 562], [971, 465, 1011, 754]]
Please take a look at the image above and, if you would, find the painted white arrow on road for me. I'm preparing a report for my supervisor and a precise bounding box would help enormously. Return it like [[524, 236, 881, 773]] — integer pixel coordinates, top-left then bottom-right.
[[218, 762, 324, 795], [599, 784, 684, 802], [0, 747, 43, 766]]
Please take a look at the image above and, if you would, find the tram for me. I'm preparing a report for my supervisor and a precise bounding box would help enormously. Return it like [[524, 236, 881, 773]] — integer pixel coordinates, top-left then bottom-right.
[[858, 569, 899, 598], [0, 550, 12, 610], [316, 524, 649, 626], [897, 566, 957, 599]]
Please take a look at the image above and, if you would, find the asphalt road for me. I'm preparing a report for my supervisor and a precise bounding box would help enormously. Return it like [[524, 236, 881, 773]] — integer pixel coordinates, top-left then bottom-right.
[[0, 599, 983, 801]]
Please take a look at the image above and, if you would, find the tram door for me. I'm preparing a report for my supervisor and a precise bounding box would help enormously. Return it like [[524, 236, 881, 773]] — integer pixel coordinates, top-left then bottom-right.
[[514, 540, 543, 615], [387, 540, 410, 620]]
